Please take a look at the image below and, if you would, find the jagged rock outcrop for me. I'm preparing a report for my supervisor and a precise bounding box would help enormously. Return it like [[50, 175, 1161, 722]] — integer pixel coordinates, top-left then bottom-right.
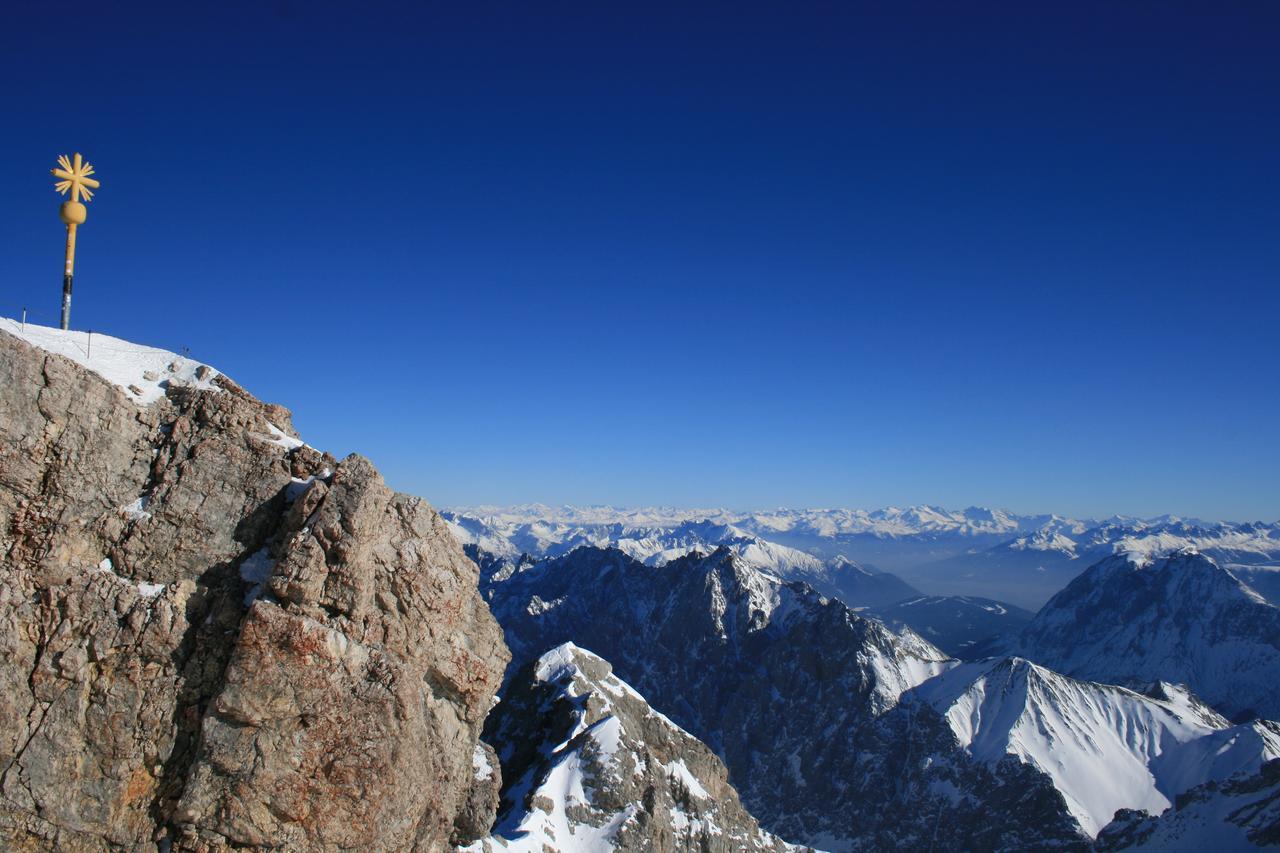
[[468, 643, 795, 852], [0, 325, 509, 851]]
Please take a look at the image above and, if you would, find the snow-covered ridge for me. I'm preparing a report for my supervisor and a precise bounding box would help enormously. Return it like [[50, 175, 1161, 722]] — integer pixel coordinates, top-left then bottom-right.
[[910, 657, 1280, 837], [2, 318, 221, 406]]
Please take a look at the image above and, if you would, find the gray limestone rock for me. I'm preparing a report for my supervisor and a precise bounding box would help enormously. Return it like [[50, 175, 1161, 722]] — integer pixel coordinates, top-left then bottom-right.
[[0, 328, 508, 851]]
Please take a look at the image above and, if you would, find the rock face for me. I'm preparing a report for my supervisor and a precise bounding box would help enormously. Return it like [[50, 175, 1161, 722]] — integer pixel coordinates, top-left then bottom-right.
[[0, 325, 509, 850], [469, 643, 794, 852], [1013, 551, 1280, 721]]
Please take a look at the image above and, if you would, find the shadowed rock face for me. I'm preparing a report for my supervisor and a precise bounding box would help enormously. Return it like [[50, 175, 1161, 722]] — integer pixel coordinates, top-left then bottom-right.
[[0, 329, 509, 851]]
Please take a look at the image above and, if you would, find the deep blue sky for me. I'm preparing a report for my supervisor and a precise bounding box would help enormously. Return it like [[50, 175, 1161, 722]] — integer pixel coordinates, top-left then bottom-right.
[[3, 2, 1277, 519]]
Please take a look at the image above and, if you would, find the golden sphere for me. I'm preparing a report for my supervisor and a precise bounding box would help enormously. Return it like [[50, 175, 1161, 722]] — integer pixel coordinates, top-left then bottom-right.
[[60, 200, 87, 225]]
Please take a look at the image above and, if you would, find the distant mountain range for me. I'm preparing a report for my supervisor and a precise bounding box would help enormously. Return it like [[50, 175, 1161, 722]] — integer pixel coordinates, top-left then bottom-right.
[[446, 504, 1280, 610], [445, 512, 924, 608]]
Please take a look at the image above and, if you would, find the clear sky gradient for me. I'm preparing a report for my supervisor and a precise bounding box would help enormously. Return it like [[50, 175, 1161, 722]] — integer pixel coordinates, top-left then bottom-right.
[[2, 2, 1277, 519]]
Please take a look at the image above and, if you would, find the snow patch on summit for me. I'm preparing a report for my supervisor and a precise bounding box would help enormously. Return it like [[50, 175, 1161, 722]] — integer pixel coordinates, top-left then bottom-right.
[[3, 318, 220, 406]]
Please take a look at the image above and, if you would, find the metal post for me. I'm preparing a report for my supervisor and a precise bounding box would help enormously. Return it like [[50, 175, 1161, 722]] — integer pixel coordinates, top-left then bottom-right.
[[87, 330, 92, 359], [61, 222, 77, 330], [21, 307, 26, 331]]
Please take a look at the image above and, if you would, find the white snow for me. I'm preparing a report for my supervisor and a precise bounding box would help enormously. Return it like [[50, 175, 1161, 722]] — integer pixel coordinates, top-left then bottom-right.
[[239, 547, 275, 605], [2, 318, 220, 406], [444, 503, 1047, 542], [664, 759, 709, 799], [468, 642, 794, 852], [472, 744, 494, 782], [92, 557, 165, 598], [121, 496, 152, 521], [1019, 551, 1280, 720], [1105, 764, 1280, 850], [264, 422, 305, 450], [285, 477, 315, 502], [590, 716, 624, 765]]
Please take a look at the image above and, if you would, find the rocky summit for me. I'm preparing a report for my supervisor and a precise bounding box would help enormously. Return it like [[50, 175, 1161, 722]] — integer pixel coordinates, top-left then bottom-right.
[[0, 325, 509, 851]]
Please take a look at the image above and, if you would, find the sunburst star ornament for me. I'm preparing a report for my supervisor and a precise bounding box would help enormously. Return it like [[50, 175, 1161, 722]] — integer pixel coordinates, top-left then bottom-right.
[[52, 153, 100, 203], [50, 152, 102, 330]]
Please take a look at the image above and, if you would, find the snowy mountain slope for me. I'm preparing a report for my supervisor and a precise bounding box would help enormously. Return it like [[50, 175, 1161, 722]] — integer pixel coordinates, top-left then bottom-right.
[[447, 511, 921, 608], [908, 657, 1280, 836], [804, 555, 921, 608], [467, 644, 794, 852], [484, 546, 953, 717], [866, 595, 1034, 658], [1013, 551, 1280, 721], [1097, 759, 1280, 851]]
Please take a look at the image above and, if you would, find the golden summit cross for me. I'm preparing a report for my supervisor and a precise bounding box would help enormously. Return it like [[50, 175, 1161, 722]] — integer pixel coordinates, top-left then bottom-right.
[[50, 153, 102, 330]]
